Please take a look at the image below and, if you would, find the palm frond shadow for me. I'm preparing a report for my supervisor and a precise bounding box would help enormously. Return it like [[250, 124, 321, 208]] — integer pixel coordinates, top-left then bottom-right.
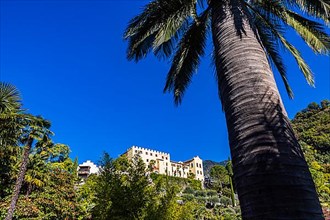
[[230, 87, 317, 217]]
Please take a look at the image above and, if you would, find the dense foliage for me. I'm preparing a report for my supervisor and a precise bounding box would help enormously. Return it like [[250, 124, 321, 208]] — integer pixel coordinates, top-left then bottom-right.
[[292, 100, 330, 212], [0, 134, 80, 219], [85, 154, 241, 220]]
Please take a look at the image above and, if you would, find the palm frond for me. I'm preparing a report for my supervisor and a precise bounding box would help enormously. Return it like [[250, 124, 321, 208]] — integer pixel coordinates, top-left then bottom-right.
[[284, 10, 330, 54], [153, 6, 190, 48], [153, 20, 189, 59], [0, 82, 22, 113], [124, 0, 195, 61], [254, 0, 330, 54], [279, 36, 315, 85], [246, 2, 315, 86], [163, 9, 210, 105], [124, 1, 159, 38], [254, 15, 294, 98], [0, 112, 27, 147], [293, 0, 330, 24]]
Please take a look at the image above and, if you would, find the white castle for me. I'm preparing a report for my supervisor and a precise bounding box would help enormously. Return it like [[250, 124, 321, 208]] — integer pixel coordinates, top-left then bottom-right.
[[123, 146, 204, 182]]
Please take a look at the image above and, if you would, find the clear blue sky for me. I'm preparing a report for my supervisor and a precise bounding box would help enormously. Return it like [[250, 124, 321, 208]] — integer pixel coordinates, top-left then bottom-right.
[[1, 0, 329, 164]]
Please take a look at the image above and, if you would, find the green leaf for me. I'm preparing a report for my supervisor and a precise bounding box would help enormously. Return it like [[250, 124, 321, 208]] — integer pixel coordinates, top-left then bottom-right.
[[163, 9, 210, 105], [246, 2, 315, 86], [124, 0, 195, 61]]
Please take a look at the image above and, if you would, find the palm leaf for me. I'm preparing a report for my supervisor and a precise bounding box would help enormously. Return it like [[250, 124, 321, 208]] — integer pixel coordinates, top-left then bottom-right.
[[0, 82, 22, 113], [163, 9, 210, 105], [254, 0, 330, 54], [153, 20, 189, 59], [124, 0, 195, 61], [254, 15, 294, 98], [293, 0, 330, 24], [284, 10, 330, 54], [247, 2, 315, 86]]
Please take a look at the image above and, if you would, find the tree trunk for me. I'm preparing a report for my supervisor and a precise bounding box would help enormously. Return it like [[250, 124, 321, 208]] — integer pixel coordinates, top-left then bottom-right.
[[229, 175, 236, 207], [5, 138, 33, 220], [25, 183, 32, 198], [211, 0, 323, 219]]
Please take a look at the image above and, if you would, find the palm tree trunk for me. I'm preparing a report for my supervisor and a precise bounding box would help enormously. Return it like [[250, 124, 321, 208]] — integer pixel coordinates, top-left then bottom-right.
[[211, 0, 323, 219], [5, 137, 33, 220]]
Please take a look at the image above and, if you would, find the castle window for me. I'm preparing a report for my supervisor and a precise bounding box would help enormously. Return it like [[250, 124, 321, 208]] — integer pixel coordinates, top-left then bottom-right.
[[156, 154, 158, 157], [191, 163, 193, 168], [147, 159, 149, 162], [135, 150, 137, 153], [146, 152, 148, 155], [150, 153, 153, 156]]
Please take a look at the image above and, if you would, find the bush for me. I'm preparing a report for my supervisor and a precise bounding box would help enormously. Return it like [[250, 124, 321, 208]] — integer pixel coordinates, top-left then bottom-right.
[[208, 196, 220, 204], [183, 187, 194, 194], [220, 196, 232, 206], [194, 190, 206, 197], [182, 193, 195, 202], [206, 190, 218, 197]]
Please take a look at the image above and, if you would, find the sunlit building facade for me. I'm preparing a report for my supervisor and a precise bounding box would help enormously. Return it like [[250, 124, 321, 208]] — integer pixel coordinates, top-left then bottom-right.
[[124, 146, 204, 182]]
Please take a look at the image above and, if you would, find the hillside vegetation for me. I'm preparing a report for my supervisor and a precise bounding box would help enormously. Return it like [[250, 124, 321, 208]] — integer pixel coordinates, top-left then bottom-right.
[[292, 100, 330, 210]]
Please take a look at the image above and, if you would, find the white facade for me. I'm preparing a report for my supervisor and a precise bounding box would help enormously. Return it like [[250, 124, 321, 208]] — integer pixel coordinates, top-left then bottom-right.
[[124, 146, 204, 182]]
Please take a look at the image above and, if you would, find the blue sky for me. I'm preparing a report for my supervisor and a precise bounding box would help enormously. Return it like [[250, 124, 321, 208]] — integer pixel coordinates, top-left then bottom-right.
[[1, 0, 329, 164]]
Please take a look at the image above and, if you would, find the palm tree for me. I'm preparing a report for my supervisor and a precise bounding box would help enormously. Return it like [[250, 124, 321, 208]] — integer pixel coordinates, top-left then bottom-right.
[[24, 159, 50, 197], [0, 82, 21, 113], [23, 139, 53, 198], [0, 83, 53, 220], [0, 83, 23, 198], [0, 82, 23, 147], [124, 0, 329, 218], [5, 116, 52, 220], [24, 138, 70, 197]]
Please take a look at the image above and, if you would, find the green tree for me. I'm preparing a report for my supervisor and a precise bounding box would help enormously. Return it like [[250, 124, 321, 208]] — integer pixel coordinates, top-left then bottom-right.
[[24, 140, 71, 197], [93, 154, 154, 220], [124, 0, 329, 218], [292, 100, 330, 155], [0, 83, 24, 197], [292, 100, 330, 215], [148, 159, 156, 172], [76, 174, 98, 220], [210, 165, 229, 192], [0, 137, 78, 220], [5, 116, 53, 220]]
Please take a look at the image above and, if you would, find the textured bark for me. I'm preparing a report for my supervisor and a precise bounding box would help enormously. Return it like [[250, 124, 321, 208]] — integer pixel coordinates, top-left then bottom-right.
[[5, 138, 33, 220], [211, 0, 323, 219]]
